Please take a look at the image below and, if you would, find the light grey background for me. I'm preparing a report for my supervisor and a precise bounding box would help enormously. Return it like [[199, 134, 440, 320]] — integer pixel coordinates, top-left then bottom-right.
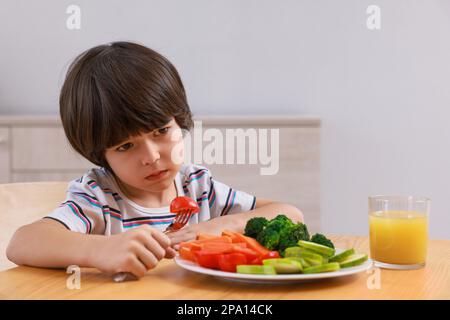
[[1, 0, 449, 238]]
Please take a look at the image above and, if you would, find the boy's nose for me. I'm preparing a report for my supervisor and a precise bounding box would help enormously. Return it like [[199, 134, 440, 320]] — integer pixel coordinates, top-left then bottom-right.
[[141, 140, 160, 165]]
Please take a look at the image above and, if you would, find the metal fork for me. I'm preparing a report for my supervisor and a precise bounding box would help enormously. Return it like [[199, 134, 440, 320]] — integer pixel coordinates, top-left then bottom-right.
[[164, 209, 195, 233], [112, 208, 197, 282]]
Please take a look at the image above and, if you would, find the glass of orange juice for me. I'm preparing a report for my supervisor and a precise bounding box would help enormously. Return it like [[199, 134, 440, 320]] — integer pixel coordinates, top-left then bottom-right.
[[369, 195, 430, 269]]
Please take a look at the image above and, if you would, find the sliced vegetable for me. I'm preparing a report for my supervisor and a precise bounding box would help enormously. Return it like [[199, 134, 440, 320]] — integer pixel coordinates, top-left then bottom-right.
[[231, 246, 260, 262], [299, 252, 323, 266], [297, 240, 335, 257], [236, 265, 277, 275], [217, 253, 247, 272], [284, 247, 324, 265], [179, 247, 196, 262], [329, 248, 355, 263], [180, 242, 203, 252], [230, 232, 271, 256], [303, 262, 340, 274], [287, 257, 311, 268], [247, 250, 280, 265], [194, 251, 220, 269], [339, 254, 368, 268], [221, 230, 241, 243], [193, 236, 233, 244], [197, 242, 237, 254], [180, 236, 233, 251], [263, 258, 303, 274], [283, 246, 304, 257], [264, 251, 281, 259]]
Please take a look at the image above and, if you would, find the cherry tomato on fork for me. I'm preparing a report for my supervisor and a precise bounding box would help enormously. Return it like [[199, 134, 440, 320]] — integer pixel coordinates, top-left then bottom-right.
[[170, 196, 200, 214]]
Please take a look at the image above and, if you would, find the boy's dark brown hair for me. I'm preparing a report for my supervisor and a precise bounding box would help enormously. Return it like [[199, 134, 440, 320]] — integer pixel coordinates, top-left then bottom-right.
[[60, 41, 193, 172]]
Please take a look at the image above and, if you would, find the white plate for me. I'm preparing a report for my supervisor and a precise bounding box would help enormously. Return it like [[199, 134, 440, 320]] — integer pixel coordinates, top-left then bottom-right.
[[174, 248, 373, 284]]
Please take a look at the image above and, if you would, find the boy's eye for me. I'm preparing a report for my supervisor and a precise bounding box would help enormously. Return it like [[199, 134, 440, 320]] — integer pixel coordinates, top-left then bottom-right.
[[116, 142, 133, 152], [154, 126, 170, 136]]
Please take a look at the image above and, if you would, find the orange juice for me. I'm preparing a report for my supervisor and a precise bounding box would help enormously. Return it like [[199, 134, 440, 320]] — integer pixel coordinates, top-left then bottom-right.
[[369, 210, 428, 265]]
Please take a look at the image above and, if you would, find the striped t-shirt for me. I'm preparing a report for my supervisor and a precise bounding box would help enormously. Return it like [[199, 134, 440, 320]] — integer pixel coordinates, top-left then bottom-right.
[[44, 164, 256, 235]]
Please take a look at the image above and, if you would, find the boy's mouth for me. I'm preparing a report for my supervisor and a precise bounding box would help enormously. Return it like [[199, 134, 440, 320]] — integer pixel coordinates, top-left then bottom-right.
[[145, 169, 168, 180]]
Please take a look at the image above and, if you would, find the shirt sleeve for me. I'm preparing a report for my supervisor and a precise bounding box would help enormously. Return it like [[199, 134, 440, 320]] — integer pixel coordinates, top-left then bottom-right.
[[44, 178, 107, 234], [208, 177, 256, 218]]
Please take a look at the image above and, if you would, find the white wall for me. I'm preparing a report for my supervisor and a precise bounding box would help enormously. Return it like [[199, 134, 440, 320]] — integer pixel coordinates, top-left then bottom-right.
[[1, 0, 449, 239]]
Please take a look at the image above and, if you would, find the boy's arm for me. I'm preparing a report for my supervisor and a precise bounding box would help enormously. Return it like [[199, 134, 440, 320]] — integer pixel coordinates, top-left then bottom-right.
[[6, 219, 99, 268], [6, 219, 176, 277], [167, 198, 304, 244]]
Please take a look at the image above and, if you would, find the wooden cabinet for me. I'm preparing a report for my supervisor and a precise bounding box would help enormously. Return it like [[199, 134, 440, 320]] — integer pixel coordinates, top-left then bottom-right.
[[11, 127, 92, 171], [0, 115, 321, 231], [0, 117, 93, 184]]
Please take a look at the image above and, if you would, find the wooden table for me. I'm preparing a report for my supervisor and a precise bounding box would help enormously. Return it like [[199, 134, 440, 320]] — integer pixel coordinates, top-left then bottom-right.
[[0, 236, 449, 299]]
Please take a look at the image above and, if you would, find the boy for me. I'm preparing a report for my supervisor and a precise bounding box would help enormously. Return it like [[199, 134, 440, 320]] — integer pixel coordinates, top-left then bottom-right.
[[7, 42, 303, 279]]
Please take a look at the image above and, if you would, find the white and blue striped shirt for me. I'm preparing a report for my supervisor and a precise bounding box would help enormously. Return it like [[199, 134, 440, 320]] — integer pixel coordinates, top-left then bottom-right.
[[45, 164, 256, 235]]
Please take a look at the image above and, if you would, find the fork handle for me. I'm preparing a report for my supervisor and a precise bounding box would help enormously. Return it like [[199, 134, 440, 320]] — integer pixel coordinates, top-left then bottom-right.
[[113, 272, 137, 282]]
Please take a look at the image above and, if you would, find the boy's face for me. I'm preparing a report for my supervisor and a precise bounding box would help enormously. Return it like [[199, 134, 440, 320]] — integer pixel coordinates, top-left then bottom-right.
[[104, 118, 185, 197]]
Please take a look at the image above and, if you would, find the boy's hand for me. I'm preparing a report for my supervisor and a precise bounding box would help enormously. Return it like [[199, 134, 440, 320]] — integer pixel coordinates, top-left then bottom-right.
[[165, 223, 202, 246], [89, 225, 177, 278]]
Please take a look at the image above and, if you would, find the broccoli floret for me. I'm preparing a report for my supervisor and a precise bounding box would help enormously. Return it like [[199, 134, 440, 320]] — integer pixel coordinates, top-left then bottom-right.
[[266, 215, 294, 232], [278, 223, 310, 255], [256, 227, 280, 250], [251, 214, 309, 252], [265, 219, 285, 232], [244, 217, 269, 238], [270, 214, 294, 226], [311, 233, 335, 249]]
